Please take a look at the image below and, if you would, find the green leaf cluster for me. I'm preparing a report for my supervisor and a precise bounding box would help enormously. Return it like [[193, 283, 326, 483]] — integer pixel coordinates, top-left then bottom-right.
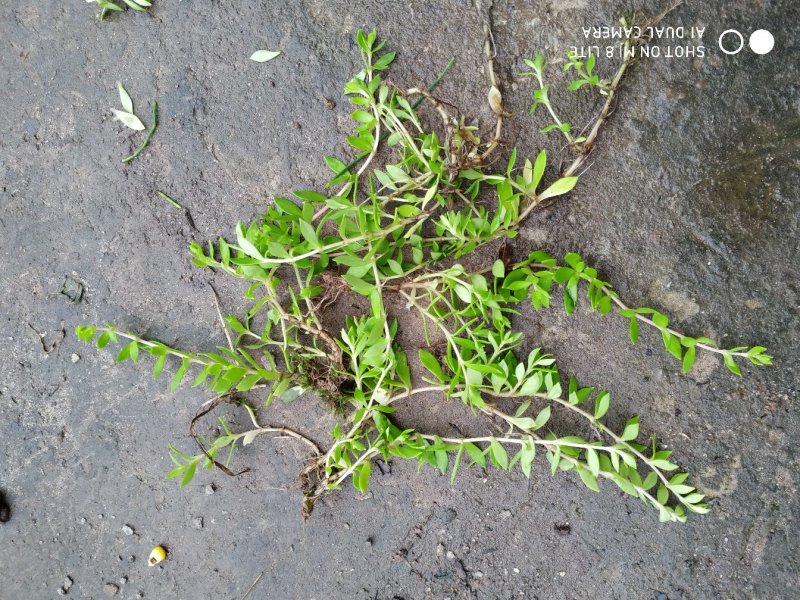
[[76, 30, 771, 522], [91, 0, 152, 21]]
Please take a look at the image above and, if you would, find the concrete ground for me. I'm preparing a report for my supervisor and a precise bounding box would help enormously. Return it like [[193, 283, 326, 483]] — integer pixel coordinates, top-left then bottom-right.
[[1, 1, 798, 598]]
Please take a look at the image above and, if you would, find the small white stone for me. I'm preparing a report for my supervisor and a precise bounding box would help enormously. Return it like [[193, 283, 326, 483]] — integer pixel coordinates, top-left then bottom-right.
[[71, 353, 80, 363]]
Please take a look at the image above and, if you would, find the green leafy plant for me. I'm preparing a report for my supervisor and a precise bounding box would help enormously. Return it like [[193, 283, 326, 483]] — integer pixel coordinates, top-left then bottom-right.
[[89, 0, 152, 21], [77, 27, 771, 523]]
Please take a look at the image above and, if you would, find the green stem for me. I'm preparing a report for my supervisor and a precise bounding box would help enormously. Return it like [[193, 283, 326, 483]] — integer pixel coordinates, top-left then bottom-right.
[[158, 191, 182, 209], [123, 100, 158, 163]]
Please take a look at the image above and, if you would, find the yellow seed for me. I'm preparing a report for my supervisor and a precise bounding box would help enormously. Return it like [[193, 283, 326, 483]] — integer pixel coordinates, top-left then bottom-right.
[[148, 545, 166, 566]]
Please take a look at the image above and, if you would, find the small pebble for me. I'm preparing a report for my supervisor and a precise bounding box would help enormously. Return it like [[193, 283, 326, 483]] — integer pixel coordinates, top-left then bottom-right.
[[121, 525, 134, 536], [57, 589, 66, 596], [103, 582, 119, 597], [365, 537, 373, 547], [204, 484, 216, 495], [473, 571, 484, 579], [499, 509, 512, 520], [136, 593, 144, 599], [192, 517, 204, 530], [446, 550, 456, 561], [71, 353, 80, 363], [63, 577, 73, 591], [436, 543, 445, 558], [119, 576, 128, 585], [558, 571, 566, 577]]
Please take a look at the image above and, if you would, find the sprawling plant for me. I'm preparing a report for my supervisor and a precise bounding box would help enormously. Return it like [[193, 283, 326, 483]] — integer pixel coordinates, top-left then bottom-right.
[[77, 27, 770, 522]]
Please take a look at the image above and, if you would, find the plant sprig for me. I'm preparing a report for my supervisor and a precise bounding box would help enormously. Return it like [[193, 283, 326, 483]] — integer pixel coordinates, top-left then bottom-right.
[[78, 27, 771, 523], [122, 100, 157, 163], [520, 16, 642, 177], [89, 0, 152, 21], [109, 82, 158, 162]]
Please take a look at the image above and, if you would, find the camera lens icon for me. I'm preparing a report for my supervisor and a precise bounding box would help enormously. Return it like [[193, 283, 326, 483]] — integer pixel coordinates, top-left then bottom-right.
[[718, 29, 774, 55]]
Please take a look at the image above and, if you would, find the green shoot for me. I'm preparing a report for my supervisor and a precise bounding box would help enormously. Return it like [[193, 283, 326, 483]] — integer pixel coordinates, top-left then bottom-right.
[[158, 191, 182, 210]]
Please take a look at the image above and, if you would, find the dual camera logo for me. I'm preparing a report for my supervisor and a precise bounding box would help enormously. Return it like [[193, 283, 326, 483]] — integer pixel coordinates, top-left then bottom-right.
[[718, 29, 774, 55]]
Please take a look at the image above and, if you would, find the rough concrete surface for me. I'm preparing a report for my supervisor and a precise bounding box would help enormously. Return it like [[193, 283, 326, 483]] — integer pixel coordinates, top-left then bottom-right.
[[1, 1, 798, 599]]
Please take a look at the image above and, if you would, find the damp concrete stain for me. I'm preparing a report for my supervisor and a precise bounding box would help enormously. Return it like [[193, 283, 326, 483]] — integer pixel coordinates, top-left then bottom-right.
[[688, 119, 800, 244]]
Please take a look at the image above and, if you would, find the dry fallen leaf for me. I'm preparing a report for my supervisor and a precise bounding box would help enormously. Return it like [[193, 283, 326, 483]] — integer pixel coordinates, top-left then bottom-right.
[[111, 108, 145, 131], [250, 50, 281, 63]]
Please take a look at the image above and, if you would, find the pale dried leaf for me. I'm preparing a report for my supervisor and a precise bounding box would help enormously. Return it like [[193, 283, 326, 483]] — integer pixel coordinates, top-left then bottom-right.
[[250, 50, 281, 63], [488, 85, 504, 116], [111, 109, 145, 131], [242, 431, 259, 446], [117, 81, 133, 113]]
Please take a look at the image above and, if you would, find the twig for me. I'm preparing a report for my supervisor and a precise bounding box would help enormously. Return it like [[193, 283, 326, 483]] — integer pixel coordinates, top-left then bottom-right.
[[562, 2, 683, 177], [190, 395, 250, 478], [28, 321, 66, 353], [648, 0, 683, 28], [479, 0, 505, 160], [240, 572, 264, 600]]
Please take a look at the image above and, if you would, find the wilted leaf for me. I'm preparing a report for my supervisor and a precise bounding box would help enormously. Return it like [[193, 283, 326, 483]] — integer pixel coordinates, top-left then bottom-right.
[[111, 109, 145, 131], [488, 85, 504, 116], [117, 81, 133, 113]]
